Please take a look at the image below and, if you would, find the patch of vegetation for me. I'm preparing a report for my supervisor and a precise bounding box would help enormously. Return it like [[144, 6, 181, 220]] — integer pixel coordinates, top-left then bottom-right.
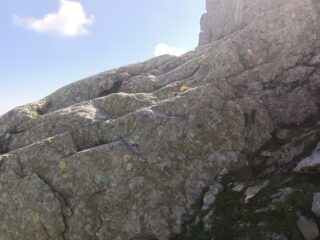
[[172, 126, 320, 240], [210, 173, 320, 240], [172, 172, 320, 240], [31, 111, 38, 119], [172, 187, 212, 240]]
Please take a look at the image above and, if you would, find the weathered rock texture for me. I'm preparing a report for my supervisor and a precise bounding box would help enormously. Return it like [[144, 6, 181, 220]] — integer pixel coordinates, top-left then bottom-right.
[[0, 0, 320, 239]]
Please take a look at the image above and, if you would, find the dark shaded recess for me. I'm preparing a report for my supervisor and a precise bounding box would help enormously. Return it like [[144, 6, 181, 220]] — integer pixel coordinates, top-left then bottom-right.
[[99, 79, 123, 97], [37, 98, 53, 116], [36, 107, 45, 116], [171, 186, 210, 240], [243, 110, 257, 177], [280, 111, 320, 130], [0, 135, 9, 155], [128, 233, 159, 240]]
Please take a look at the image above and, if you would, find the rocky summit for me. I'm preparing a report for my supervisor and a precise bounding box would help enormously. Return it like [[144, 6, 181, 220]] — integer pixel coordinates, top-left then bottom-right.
[[1, 0, 320, 239]]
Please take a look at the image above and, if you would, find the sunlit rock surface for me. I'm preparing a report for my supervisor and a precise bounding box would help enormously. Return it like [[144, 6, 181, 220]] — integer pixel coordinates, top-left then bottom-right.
[[0, 0, 320, 239]]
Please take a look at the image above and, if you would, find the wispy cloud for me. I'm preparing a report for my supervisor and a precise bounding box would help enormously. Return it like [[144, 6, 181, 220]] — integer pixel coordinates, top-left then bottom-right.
[[13, 0, 95, 37], [154, 43, 187, 57]]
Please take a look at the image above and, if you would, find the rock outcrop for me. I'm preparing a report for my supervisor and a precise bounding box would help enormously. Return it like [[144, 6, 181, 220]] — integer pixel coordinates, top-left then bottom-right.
[[1, 0, 320, 239]]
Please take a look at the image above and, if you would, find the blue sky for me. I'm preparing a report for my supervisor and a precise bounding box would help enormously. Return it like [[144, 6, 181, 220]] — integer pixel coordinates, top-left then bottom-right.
[[0, 0, 205, 115]]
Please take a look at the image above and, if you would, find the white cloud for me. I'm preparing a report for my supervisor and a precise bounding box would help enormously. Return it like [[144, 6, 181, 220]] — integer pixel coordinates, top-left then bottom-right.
[[154, 43, 187, 57], [13, 0, 95, 37]]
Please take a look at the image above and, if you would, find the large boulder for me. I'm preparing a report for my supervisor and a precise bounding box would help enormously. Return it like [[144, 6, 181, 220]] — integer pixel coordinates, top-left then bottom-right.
[[0, 0, 320, 239]]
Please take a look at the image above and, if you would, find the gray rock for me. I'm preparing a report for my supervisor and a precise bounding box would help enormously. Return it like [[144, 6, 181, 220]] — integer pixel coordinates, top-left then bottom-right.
[[232, 183, 245, 192], [257, 221, 267, 227], [264, 232, 288, 240], [295, 143, 320, 173], [202, 184, 222, 211], [260, 151, 273, 157], [0, 171, 65, 240], [310, 55, 320, 66], [297, 215, 319, 240], [199, 0, 320, 47], [0, 0, 319, 239], [267, 130, 319, 169], [312, 193, 320, 217], [271, 188, 293, 203], [244, 181, 269, 203], [203, 210, 214, 231], [276, 129, 291, 140], [255, 207, 272, 214]]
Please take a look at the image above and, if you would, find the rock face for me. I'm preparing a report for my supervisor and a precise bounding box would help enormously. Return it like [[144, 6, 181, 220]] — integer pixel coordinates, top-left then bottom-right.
[[0, 0, 320, 239]]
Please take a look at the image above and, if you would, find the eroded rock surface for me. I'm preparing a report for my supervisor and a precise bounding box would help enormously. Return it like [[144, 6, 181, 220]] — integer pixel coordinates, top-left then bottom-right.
[[0, 0, 320, 239]]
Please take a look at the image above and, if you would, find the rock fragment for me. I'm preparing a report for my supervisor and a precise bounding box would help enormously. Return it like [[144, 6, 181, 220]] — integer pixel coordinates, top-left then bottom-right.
[[244, 181, 269, 203], [312, 193, 320, 218], [295, 143, 320, 173], [297, 215, 319, 240]]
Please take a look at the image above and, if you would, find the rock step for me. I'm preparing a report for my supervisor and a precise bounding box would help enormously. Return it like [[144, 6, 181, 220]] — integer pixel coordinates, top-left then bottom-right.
[[39, 54, 203, 115]]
